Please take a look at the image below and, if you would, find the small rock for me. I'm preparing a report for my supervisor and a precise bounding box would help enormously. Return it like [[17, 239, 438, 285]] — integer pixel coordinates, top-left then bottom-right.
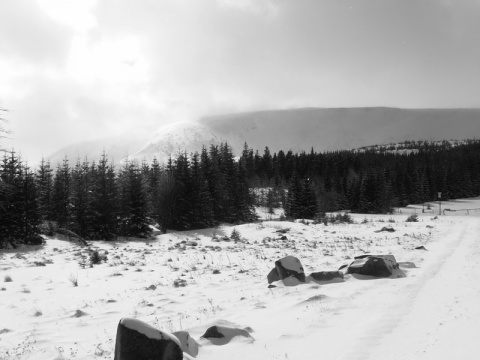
[[201, 325, 252, 345], [307, 271, 344, 283]]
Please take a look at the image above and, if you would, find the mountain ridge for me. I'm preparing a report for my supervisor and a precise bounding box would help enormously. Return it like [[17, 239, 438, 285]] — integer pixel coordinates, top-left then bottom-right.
[[47, 107, 480, 165]]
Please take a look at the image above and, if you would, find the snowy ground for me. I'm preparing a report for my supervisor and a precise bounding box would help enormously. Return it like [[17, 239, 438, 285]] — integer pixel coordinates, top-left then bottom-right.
[[1, 197, 480, 360]]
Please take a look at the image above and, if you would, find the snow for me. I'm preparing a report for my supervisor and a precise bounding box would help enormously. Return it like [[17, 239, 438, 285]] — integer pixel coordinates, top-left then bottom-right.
[[1, 197, 480, 359], [119, 318, 181, 346]]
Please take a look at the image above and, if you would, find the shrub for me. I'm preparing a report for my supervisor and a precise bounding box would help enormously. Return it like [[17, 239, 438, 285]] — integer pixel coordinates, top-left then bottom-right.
[[230, 228, 242, 241], [406, 213, 419, 222], [316, 213, 354, 225], [90, 249, 107, 265], [69, 273, 78, 287]]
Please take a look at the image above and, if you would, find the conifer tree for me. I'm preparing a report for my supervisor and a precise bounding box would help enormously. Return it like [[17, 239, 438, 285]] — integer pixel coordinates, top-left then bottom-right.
[[118, 160, 151, 237], [71, 158, 95, 238], [91, 153, 118, 240], [52, 157, 72, 228], [36, 158, 54, 221]]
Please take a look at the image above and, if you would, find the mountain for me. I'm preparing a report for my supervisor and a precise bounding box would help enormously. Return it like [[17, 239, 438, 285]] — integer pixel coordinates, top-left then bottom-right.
[[200, 107, 480, 154], [48, 107, 480, 165]]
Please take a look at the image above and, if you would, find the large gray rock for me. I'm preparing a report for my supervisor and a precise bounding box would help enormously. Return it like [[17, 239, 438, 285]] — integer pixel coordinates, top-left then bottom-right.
[[114, 318, 183, 360], [274, 255, 306, 285], [347, 254, 406, 278]]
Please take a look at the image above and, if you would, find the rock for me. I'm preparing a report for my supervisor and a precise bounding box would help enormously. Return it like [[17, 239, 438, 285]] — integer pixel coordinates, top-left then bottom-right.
[[173, 279, 187, 287], [374, 227, 395, 233], [72, 310, 88, 318], [114, 318, 182, 360], [415, 246, 428, 250], [267, 268, 281, 284], [347, 254, 406, 278], [201, 325, 252, 345], [307, 271, 344, 283], [172, 331, 199, 358], [274, 255, 306, 285], [280, 235, 288, 240]]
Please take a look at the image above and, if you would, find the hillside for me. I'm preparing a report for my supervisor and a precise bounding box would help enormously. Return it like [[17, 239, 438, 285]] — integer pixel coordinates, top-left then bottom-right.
[[47, 107, 480, 165]]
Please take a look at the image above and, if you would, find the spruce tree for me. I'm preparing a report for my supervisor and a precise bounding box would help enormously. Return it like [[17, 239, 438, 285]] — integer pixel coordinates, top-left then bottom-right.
[[92, 153, 118, 240], [118, 160, 151, 238], [36, 158, 54, 222], [71, 158, 95, 238], [52, 157, 72, 228]]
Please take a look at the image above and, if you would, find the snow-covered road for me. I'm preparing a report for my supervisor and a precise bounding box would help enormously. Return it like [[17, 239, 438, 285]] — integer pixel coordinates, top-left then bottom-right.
[[367, 216, 480, 359]]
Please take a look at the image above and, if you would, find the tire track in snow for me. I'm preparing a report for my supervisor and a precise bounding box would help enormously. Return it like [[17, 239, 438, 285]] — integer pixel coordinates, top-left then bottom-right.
[[337, 217, 475, 360]]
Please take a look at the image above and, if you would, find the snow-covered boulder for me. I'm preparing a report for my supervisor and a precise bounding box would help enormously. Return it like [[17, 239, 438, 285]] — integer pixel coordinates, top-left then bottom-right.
[[307, 270, 344, 284], [114, 318, 183, 360], [274, 255, 306, 285], [201, 325, 253, 345], [172, 330, 199, 357], [346, 254, 406, 278]]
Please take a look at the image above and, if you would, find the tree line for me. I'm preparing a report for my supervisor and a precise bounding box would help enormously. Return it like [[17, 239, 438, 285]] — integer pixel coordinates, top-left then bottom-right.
[[241, 140, 480, 217], [0, 144, 256, 248], [2, 139, 480, 248]]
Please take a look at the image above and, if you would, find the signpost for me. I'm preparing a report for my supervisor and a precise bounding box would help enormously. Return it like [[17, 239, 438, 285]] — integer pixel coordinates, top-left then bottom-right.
[[438, 192, 442, 215]]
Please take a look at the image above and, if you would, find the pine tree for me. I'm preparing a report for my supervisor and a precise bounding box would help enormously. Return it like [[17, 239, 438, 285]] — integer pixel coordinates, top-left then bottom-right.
[[52, 157, 72, 228], [0, 152, 41, 247], [91, 153, 118, 240], [19, 164, 41, 244], [118, 160, 151, 238], [0, 151, 23, 247], [71, 158, 95, 238], [36, 158, 54, 222], [190, 152, 215, 228]]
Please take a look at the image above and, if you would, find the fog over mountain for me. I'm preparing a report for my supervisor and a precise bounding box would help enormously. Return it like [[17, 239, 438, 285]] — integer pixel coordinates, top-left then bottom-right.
[[47, 107, 480, 166]]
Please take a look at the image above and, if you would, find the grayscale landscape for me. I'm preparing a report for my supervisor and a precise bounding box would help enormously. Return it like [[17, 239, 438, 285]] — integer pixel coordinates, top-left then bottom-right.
[[1, 1, 480, 359]]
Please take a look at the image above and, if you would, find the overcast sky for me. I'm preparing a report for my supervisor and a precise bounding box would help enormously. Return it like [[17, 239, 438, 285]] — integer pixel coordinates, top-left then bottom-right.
[[1, 0, 480, 163]]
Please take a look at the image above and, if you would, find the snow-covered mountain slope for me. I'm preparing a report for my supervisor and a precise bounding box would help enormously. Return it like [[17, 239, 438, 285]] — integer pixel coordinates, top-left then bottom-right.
[[48, 107, 480, 165], [125, 121, 226, 165]]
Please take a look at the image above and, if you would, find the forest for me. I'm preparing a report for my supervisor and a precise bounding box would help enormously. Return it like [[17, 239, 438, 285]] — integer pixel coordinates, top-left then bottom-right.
[[1, 140, 480, 248]]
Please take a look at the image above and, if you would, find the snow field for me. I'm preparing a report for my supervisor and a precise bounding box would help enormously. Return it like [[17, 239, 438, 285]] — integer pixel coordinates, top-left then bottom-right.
[[1, 197, 480, 359]]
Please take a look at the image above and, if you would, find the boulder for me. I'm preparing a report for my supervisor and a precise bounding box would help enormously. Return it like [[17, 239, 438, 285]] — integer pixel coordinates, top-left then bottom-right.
[[114, 318, 183, 360], [201, 325, 252, 345], [274, 255, 306, 284], [307, 271, 344, 283], [267, 267, 281, 284], [172, 331, 199, 358], [347, 255, 405, 278]]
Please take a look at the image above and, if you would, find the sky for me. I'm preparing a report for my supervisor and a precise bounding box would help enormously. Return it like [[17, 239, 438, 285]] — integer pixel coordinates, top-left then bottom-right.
[[1, 0, 480, 163]]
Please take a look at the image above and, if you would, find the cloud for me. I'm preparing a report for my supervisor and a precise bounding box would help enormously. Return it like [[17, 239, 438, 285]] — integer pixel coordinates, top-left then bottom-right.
[[2, 0, 480, 163], [0, 0, 73, 66]]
